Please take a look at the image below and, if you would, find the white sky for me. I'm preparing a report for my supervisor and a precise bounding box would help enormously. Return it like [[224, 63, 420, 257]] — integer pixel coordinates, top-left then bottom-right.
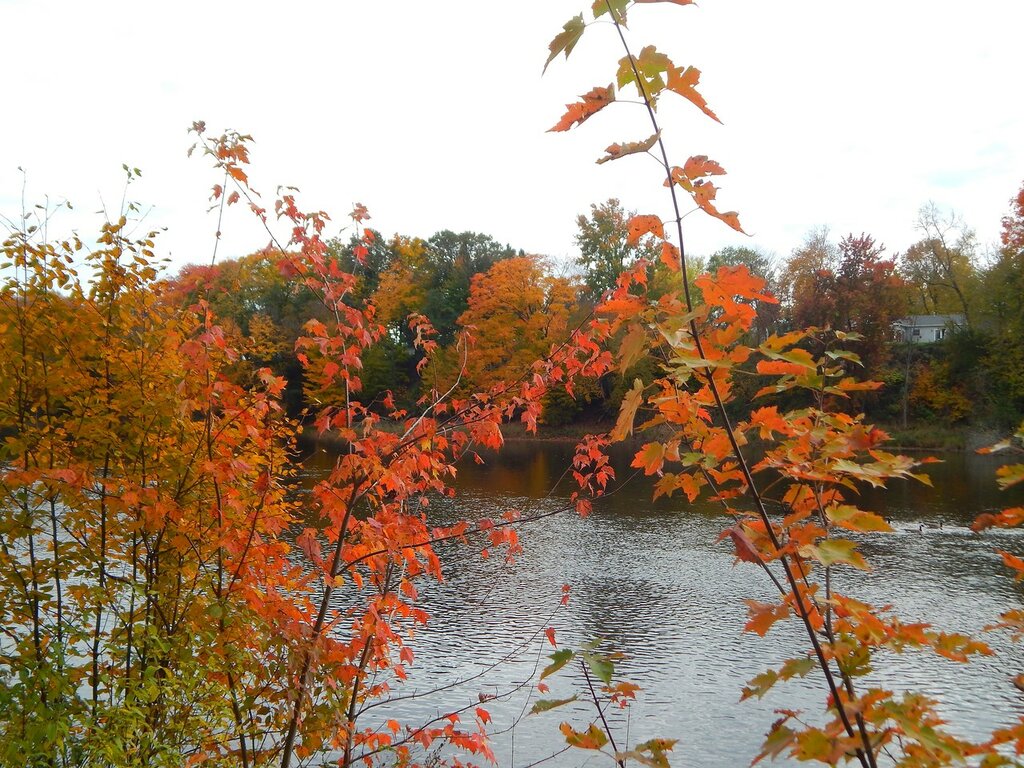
[[1, 0, 1021, 273]]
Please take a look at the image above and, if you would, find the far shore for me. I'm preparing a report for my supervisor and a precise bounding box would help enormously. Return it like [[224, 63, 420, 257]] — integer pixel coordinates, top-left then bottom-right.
[[300, 419, 1020, 454]]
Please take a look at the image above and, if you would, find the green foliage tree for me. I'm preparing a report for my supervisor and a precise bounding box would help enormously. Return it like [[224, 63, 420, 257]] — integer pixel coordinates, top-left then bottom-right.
[[574, 198, 660, 302], [421, 230, 522, 344], [327, 227, 393, 307], [902, 202, 979, 324]]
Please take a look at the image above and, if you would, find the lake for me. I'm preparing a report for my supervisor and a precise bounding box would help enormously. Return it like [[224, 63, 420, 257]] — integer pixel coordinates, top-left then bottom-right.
[[302, 439, 1024, 767]]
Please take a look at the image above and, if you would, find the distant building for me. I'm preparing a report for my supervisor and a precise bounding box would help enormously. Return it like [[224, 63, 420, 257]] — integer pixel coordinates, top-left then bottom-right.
[[895, 314, 965, 344]]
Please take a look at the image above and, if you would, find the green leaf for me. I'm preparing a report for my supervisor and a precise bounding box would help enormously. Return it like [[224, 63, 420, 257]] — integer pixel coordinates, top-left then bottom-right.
[[593, 0, 629, 23], [583, 652, 614, 684], [530, 696, 578, 714], [544, 15, 586, 73], [541, 648, 574, 680], [740, 668, 778, 701], [757, 723, 797, 763], [824, 348, 862, 365], [826, 505, 893, 533], [799, 538, 870, 570], [616, 46, 672, 102], [779, 656, 816, 680]]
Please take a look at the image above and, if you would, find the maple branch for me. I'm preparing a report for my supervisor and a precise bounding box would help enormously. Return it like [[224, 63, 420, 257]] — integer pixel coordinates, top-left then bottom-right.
[[581, 660, 624, 768], [606, 7, 877, 767], [209, 167, 229, 267]]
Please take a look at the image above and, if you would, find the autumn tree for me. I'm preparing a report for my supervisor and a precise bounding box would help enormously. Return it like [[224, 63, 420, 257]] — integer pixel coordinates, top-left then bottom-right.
[[902, 202, 979, 324], [0, 210, 302, 767], [420, 230, 522, 344], [2, 121, 607, 768], [371, 235, 430, 331], [781, 227, 839, 330], [456, 255, 580, 395], [833, 233, 908, 369], [183, 127, 617, 768], [574, 198, 660, 301], [706, 245, 780, 343], [781, 230, 906, 372], [1001, 179, 1024, 253], [983, 181, 1024, 337], [972, 182, 1024, 423]]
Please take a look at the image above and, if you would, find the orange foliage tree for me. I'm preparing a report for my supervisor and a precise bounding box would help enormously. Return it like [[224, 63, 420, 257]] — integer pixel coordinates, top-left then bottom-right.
[[456, 256, 580, 393], [0, 130, 604, 767], [0, 205, 301, 766]]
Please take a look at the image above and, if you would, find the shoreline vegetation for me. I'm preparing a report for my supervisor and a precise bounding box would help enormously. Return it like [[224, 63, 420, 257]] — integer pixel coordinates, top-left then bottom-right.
[[301, 419, 1019, 453]]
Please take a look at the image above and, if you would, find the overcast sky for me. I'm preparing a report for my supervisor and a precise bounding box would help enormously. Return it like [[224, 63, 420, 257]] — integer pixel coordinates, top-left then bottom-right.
[[1, 0, 1021, 273]]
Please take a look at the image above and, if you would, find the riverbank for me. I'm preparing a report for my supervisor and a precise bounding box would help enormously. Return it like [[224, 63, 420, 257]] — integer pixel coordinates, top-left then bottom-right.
[[299, 419, 1019, 454], [880, 423, 1016, 452], [508, 419, 1014, 453]]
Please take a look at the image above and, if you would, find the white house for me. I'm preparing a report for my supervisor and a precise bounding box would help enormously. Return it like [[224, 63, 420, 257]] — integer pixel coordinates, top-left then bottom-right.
[[895, 314, 965, 344]]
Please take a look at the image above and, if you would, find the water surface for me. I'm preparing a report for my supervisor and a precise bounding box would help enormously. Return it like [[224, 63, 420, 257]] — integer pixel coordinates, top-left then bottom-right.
[[303, 441, 1024, 766]]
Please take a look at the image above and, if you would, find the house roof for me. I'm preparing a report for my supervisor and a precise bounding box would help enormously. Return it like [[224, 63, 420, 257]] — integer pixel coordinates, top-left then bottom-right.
[[896, 314, 965, 327]]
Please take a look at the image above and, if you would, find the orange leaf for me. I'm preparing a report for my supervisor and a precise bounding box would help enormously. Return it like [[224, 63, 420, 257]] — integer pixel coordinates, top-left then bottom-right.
[[972, 507, 1024, 532], [560, 722, 609, 750], [745, 600, 790, 636], [999, 550, 1024, 581], [549, 85, 615, 132], [666, 65, 720, 122], [545, 627, 557, 647], [682, 154, 726, 179], [678, 472, 703, 502], [597, 131, 660, 164], [660, 241, 681, 272], [827, 505, 894, 533], [627, 214, 664, 245], [691, 180, 745, 233], [756, 360, 808, 377], [631, 442, 665, 476]]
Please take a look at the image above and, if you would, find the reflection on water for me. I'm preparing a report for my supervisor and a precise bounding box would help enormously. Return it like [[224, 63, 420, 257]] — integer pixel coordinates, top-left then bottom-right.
[[301, 441, 1024, 767]]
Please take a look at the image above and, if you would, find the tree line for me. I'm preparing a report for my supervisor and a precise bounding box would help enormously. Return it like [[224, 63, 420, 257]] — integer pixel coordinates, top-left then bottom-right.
[[165, 188, 1024, 432]]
